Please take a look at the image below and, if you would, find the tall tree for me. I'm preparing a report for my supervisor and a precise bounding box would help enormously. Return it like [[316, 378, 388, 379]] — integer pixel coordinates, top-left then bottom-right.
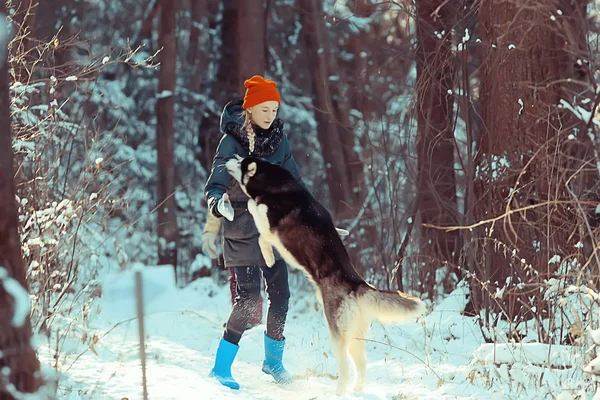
[[156, 0, 179, 271], [473, 0, 595, 320], [415, 0, 461, 296], [188, 0, 206, 66], [197, 0, 238, 172], [237, 0, 266, 82], [139, 0, 161, 51], [0, 2, 43, 395], [298, 0, 355, 219]]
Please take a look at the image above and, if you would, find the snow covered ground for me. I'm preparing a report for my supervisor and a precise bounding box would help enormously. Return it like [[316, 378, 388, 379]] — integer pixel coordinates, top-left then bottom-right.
[[33, 264, 595, 400]]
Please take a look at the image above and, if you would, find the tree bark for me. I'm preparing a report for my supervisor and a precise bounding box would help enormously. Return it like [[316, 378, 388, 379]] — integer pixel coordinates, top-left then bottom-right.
[[237, 0, 266, 82], [473, 0, 594, 321], [415, 0, 461, 297], [139, 0, 161, 50], [0, 1, 43, 394], [188, 0, 206, 66], [156, 0, 179, 272], [197, 0, 238, 173], [298, 0, 354, 219], [328, 57, 364, 212]]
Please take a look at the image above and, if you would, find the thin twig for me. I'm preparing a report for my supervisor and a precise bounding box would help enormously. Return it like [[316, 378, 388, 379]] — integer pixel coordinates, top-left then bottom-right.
[[424, 200, 598, 232]]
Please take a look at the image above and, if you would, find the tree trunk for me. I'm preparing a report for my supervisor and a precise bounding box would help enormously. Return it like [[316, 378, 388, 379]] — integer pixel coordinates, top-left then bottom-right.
[[139, 0, 161, 51], [237, 0, 266, 83], [328, 58, 364, 211], [345, 1, 373, 118], [11, 0, 38, 83], [473, 0, 594, 323], [0, 1, 43, 393], [415, 0, 461, 298], [197, 0, 238, 173], [156, 0, 179, 273], [188, 0, 206, 66], [298, 0, 354, 219]]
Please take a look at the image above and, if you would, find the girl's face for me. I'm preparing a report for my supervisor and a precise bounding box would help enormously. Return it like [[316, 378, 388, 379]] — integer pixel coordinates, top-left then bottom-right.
[[248, 101, 279, 130]]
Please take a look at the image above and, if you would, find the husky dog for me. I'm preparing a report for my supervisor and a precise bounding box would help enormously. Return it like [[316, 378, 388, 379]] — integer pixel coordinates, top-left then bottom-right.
[[225, 156, 426, 395]]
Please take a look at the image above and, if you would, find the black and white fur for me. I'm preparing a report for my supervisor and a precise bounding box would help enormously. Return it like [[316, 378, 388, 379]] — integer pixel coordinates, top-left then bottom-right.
[[225, 156, 426, 395]]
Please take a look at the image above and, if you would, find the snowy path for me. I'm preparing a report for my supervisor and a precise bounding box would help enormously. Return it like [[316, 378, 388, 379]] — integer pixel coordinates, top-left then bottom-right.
[[36, 270, 502, 399]]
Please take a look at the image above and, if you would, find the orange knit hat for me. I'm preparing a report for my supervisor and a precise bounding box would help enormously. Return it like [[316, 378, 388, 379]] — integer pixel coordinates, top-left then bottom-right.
[[242, 75, 281, 110]]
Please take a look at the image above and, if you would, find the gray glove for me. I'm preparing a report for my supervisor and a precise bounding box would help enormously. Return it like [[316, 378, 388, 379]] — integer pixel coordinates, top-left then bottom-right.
[[202, 231, 221, 259], [217, 193, 234, 221]]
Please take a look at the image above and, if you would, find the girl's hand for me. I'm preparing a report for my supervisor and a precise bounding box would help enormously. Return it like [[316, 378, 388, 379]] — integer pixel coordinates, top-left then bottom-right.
[[202, 231, 221, 259]]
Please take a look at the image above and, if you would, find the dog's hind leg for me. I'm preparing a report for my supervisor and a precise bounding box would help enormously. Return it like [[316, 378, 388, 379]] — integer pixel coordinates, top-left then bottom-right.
[[258, 235, 275, 267], [329, 330, 350, 396], [348, 316, 369, 392], [324, 300, 352, 396]]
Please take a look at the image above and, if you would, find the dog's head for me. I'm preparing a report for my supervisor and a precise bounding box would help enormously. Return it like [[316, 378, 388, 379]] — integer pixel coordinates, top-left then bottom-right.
[[225, 156, 296, 198]]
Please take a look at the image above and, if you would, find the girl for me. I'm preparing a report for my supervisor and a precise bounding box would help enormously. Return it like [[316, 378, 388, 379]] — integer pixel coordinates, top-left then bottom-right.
[[205, 75, 302, 389]]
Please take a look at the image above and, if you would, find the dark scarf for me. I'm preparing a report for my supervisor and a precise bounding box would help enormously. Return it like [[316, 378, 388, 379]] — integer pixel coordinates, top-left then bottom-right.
[[223, 118, 284, 157]]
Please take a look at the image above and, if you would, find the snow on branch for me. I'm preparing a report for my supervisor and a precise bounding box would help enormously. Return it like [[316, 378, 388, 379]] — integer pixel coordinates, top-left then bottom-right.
[[559, 98, 594, 125], [0, 267, 30, 328]]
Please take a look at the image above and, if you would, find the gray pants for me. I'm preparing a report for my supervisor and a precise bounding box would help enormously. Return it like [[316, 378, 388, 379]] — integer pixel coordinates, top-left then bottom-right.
[[223, 260, 290, 344]]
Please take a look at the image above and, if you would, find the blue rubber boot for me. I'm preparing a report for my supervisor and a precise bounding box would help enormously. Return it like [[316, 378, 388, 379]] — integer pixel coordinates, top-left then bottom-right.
[[209, 338, 240, 390], [262, 332, 294, 384]]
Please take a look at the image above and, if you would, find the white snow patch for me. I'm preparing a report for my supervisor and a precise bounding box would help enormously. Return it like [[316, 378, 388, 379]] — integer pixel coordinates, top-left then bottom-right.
[[548, 254, 562, 264], [472, 343, 576, 368], [157, 90, 173, 99], [0, 267, 31, 328], [518, 98, 524, 115]]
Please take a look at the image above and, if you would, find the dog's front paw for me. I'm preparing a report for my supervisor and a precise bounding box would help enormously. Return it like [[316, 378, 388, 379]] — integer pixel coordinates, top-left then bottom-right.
[[259, 236, 275, 267], [247, 198, 257, 215], [264, 252, 276, 268]]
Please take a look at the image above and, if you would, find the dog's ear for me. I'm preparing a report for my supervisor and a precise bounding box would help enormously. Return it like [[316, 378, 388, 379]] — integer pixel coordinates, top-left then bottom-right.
[[247, 162, 257, 177]]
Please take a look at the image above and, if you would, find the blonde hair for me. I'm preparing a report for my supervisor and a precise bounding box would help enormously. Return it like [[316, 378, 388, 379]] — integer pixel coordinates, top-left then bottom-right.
[[242, 110, 256, 154]]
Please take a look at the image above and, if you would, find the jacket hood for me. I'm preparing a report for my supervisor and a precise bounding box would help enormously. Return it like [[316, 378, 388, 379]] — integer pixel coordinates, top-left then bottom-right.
[[219, 100, 245, 134]]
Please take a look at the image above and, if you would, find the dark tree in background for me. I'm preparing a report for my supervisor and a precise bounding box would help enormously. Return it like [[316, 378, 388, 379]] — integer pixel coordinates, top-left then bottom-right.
[[197, 0, 238, 173], [415, 0, 461, 297], [237, 0, 266, 83], [0, 2, 43, 396], [298, 0, 356, 219], [471, 0, 597, 323], [188, 0, 206, 66], [156, 0, 179, 271]]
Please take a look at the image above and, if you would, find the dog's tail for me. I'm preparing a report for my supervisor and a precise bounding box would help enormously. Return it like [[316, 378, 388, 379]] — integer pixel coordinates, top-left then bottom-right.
[[359, 285, 427, 324]]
